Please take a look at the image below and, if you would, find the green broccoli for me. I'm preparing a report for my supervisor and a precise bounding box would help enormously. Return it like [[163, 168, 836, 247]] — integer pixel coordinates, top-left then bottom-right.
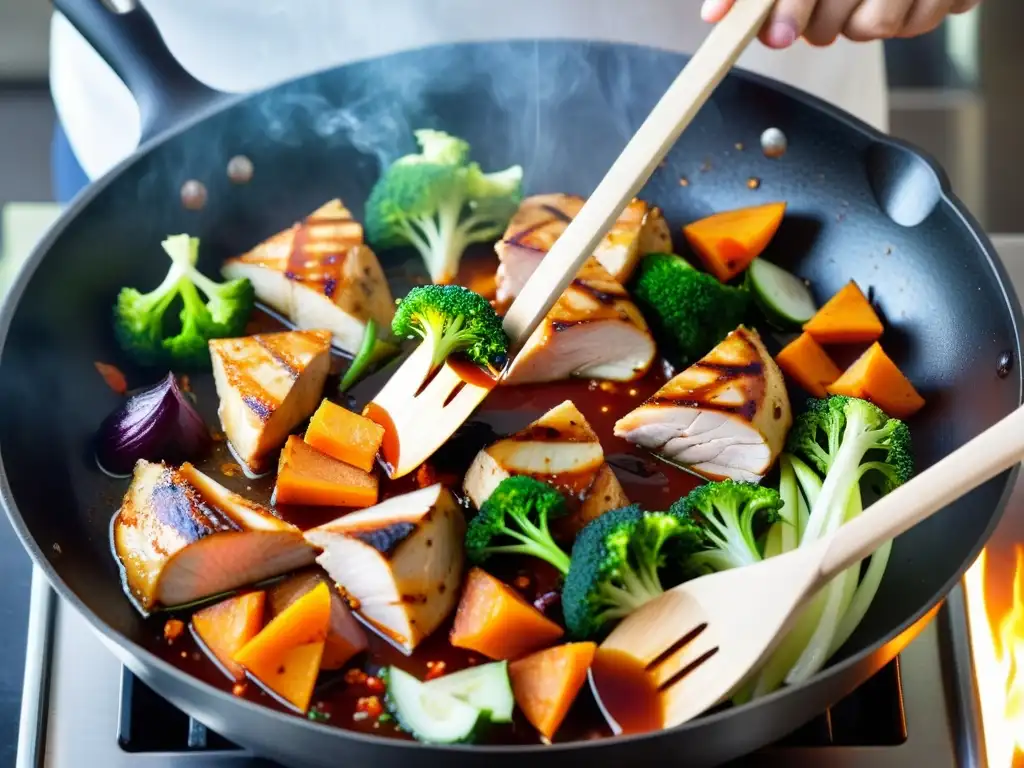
[[365, 129, 523, 284], [743, 396, 914, 697], [464, 476, 570, 574], [392, 284, 508, 371], [562, 505, 704, 639], [670, 480, 785, 572], [114, 234, 254, 368], [630, 252, 752, 368]]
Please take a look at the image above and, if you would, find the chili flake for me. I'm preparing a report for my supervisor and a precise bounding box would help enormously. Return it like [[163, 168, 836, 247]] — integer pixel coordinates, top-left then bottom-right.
[[425, 661, 447, 681], [365, 676, 385, 694], [344, 668, 368, 686], [163, 619, 185, 642], [94, 362, 127, 395], [356, 696, 384, 718]]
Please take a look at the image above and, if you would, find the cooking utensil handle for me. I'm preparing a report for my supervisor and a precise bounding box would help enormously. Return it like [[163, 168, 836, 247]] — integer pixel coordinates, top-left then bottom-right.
[[501, 0, 774, 346], [53, 0, 224, 142], [818, 404, 1024, 581]]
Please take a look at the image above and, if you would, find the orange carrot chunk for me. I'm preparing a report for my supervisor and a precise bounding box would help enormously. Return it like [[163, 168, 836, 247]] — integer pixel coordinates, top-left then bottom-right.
[[450, 568, 564, 660], [682, 202, 786, 283], [827, 342, 926, 419], [509, 642, 597, 740], [776, 333, 843, 398], [803, 281, 884, 344], [274, 436, 378, 508], [305, 399, 384, 472], [191, 591, 266, 682], [233, 581, 331, 712]]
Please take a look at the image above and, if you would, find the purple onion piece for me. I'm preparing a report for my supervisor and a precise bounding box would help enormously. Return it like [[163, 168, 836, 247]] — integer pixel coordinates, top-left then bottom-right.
[[95, 372, 211, 476]]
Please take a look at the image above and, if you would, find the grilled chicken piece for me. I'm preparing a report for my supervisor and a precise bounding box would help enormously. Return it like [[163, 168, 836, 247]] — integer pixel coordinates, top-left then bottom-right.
[[210, 329, 332, 475], [304, 484, 464, 654], [463, 400, 628, 536], [113, 460, 315, 612], [494, 194, 671, 303], [614, 327, 792, 483], [267, 570, 368, 670], [502, 258, 656, 385], [222, 200, 395, 355]]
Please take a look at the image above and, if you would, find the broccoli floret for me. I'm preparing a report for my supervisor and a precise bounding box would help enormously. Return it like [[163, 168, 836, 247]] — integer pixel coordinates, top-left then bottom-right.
[[631, 252, 752, 368], [365, 129, 523, 284], [788, 395, 913, 543], [114, 234, 254, 369], [392, 284, 508, 370], [464, 476, 570, 574], [562, 505, 703, 639], [670, 480, 784, 572]]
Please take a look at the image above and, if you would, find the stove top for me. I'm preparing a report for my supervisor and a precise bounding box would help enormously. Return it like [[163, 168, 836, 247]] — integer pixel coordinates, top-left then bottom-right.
[[4, 207, 1021, 768]]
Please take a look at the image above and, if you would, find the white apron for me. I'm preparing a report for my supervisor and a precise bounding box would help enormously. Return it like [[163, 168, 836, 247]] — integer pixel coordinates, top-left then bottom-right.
[[49, 0, 888, 182]]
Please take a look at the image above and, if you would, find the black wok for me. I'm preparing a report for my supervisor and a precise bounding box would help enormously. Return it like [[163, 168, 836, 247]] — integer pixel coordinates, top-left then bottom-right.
[[1, 1, 1020, 765]]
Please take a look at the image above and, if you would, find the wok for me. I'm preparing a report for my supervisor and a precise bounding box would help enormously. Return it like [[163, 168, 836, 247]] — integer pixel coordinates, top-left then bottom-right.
[[1, 1, 1021, 765]]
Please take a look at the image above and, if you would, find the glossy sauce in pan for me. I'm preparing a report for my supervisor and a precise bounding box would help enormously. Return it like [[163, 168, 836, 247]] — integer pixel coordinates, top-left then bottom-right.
[[139, 251, 698, 744]]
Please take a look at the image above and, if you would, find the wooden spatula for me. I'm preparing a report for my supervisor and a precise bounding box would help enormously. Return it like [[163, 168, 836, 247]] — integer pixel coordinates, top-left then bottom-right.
[[592, 403, 1024, 733], [370, 0, 776, 479]]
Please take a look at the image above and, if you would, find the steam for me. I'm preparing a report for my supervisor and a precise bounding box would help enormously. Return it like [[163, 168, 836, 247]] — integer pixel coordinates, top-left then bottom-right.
[[244, 40, 684, 192]]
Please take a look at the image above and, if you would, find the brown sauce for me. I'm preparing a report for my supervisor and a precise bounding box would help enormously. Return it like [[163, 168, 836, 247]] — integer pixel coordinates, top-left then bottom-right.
[[139, 251, 701, 744], [589, 648, 665, 736]]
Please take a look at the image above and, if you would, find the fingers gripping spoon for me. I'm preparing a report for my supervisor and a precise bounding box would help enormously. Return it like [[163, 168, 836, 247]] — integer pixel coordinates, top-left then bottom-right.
[[369, 0, 776, 479]]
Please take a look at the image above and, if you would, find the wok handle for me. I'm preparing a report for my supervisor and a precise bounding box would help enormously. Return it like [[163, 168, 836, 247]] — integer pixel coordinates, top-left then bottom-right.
[[53, 0, 225, 142], [818, 404, 1024, 582]]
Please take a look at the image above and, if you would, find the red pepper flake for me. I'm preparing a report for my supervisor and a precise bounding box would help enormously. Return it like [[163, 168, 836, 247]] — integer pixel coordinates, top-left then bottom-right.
[[415, 463, 437, 489], [365, 675, 385, 694], [94, 362, 127, 395], [424, 661, 447, 681], [356, 696, 383, 718], [344, 668, 368, 686], [232, 682, 247, 697], [163, 619, 185, 642]]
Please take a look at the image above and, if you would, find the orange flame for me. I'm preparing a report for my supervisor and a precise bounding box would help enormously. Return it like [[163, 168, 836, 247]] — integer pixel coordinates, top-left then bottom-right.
[[964, 547, 1024, 767]]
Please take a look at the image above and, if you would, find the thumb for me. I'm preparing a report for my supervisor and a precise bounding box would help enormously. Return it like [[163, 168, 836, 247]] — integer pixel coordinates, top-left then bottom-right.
[[701, 0, 735, 22]]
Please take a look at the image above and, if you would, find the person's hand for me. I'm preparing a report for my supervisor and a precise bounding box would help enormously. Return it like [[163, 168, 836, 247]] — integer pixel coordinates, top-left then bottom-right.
[[701, 0, 981, 48]]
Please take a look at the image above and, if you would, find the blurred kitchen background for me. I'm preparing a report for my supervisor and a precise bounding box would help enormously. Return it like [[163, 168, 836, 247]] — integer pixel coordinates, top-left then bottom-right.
[[0, 1, 1019, 225]]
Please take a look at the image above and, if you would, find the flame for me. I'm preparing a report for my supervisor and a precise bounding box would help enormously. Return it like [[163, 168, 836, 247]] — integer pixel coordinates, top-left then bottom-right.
[[964, 547, 1024, 767]]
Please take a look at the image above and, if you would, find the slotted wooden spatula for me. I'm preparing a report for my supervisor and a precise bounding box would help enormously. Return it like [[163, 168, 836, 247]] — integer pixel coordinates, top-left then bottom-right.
[[370, 0, 776, 479], [592, 403, 1024, 733]]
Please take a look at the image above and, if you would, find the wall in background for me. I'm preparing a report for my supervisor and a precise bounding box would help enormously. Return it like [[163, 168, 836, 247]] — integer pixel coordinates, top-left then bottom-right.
[[0, 0, 50, 81]]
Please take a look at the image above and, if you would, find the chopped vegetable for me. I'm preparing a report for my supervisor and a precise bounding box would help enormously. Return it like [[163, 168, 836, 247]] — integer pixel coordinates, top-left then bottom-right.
[[746, 257, 817, 328], [94, 361, 127, 394], [385, 666, 483, 744], [274, 436, 378, 508], [450, 567, 564, 660], [365, 129, 523, 284], [392, 284, 508, 371], [630, 252, 751, 368], [233, 582, 331, 713], [191, 591, 266, 681], [95, 372, 211, 476], [305, 399, 384, 473], [424, 661, 515, 723], [742, 396, 913, 698], [671, 481, 784, 572], [114, 234, 254, 368], [682, 202, 787, 283], [338, 318, 381, 393], [464, 476, 571, 574], [508, 642, 597, 741], [803, 281, 883, 344], [776, 332, 843, 398], [561, 505, 703, 640], [827, 342, 926, 419]]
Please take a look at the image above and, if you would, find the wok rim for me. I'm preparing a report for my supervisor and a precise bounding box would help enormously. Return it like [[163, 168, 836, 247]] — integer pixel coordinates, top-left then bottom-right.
[[0, 38, 1020, 756]]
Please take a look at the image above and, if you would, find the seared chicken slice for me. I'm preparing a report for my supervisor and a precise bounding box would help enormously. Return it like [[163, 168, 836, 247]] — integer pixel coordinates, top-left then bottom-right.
[[210, 329, 332, 475], [502, 258, 656, 385], [222, 199, 395, 355], [113, 460, 314, 612], [463, 400, 628, 536], [267, 570, 368, 670], [494, 194, 671, 303], [614, 327, 792, 483], [304, 484, 464, 654]]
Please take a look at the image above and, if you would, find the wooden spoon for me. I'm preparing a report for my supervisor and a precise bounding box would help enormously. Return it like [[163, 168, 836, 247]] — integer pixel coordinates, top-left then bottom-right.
[[592, 404, 1024, 733], [371, 0, 776, 479]]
